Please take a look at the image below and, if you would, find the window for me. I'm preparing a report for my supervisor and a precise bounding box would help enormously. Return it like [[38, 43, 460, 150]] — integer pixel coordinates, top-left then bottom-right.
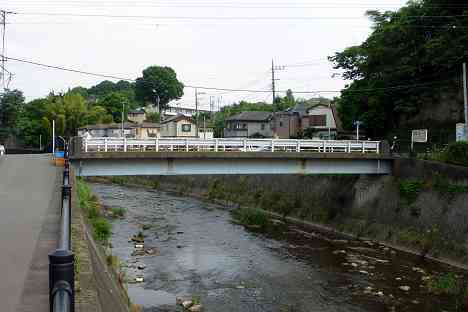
[[182, 124, 192, 132], [279, 121, 283, 127], [261, 124, 265, 130], [309, 115, 326, 127], [243, 123, 247, 129]]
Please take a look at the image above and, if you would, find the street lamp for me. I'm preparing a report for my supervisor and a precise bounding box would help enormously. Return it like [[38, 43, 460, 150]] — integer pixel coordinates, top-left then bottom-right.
[[354, 120, 363, 141]]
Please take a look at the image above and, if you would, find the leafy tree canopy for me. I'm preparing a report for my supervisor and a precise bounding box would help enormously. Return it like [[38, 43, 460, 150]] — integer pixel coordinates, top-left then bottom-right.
[[135, 66, 184, 109], [330, 0, 468, 138]]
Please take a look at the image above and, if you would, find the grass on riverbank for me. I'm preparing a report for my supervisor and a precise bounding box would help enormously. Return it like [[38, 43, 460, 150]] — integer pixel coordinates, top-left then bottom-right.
[[77, 179, 112, 243]]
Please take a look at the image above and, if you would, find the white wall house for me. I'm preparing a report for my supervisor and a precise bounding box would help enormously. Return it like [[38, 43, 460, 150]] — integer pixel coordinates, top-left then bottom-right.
[[302, 104, 340, 140], [160, 115, 197, 137]]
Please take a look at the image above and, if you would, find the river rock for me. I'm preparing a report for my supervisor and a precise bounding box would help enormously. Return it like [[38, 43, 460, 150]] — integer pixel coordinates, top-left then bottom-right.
[[333, 250, 346, 255], [351, 263, 359, 268], [189, 304, 203, 312], [376, 291, 384, 297], [412, 267, 425, 274], [359, 270, 369, 275], [137, 264, 146, 270], [182, 300, 193, 308], [145, 248, 158, 255], [135, 243, 144, 249], [399, 286, 410, 292]]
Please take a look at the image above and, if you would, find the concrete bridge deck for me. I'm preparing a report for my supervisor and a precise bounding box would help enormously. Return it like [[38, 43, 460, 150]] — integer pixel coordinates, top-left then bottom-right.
[[0, 155, 60, 312], [71, 151, 394, 176]]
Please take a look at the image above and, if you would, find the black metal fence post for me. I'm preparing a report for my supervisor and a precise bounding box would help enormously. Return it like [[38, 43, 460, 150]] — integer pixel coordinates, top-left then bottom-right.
[[49, 249, 74, 312], [49, 142, 74, 312]]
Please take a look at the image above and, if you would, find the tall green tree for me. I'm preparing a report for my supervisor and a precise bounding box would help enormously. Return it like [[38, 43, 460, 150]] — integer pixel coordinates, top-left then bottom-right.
[[330, 0, 468, 138], [135, 66, 184, 110]]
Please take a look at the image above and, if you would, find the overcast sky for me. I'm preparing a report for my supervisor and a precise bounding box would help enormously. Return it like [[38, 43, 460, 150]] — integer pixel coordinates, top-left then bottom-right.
[[3, 0, 408, 110]]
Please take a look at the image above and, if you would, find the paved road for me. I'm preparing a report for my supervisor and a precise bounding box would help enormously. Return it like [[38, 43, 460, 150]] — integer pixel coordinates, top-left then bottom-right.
[[0, 154, 60, 312]]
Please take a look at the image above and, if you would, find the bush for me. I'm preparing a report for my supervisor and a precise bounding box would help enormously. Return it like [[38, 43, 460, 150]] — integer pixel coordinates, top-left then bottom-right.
[[445, 142, 468, 167], [93, 218, 112, 242], [232, 208, 270, 228], [111, 207, 126, 218]]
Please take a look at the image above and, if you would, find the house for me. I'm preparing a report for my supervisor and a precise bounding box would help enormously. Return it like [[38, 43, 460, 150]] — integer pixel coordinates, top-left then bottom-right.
[[78, 122, 160, 139], [78, 123, 137, 138], [160, 114, 197, 137], [271, 102, 309, 139], [224, 111, 273, 138], [135, 122, 161, 139], [127, 109, 146, 124], [302, 104, 342, 140]]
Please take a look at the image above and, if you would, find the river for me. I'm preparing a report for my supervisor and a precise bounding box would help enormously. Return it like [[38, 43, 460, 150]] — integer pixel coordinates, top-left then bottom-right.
[[90, 182, 462, 312]]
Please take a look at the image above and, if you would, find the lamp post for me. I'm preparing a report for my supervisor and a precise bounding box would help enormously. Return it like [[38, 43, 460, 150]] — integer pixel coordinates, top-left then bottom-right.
[[354, 120, 362, 141]]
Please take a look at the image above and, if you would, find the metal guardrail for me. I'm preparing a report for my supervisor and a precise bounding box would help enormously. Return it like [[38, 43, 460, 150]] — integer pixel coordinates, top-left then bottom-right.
[[49, 145, 74, 312], [81, 137, 382, 154]]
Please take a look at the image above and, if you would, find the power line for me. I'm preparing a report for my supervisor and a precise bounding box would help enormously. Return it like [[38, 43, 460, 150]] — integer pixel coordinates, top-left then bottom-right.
[[11, 11, 468, 21], [1, 54, 454, 95]]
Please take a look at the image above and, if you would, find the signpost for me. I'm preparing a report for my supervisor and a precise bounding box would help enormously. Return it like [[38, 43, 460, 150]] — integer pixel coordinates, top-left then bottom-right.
[[411, 129, 428, 152], [354, 121, 363, 141]]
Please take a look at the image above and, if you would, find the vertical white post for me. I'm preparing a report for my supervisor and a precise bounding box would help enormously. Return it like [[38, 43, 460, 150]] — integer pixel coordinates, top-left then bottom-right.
[[347, 141, 351, 153], [271, 139, 275, 152], [362, 142, 365, 153], [323, 141, 326, 153], [155, 138, 159, 152], [215, 138, 219, 152], [243, 139, 247, 152], [124, 137, 127, 152], [84, 137, 88, 153], [52, 120, 55, 157], [186, 139, 189, 152], [376, 142, 380, 154], [297, 140, 301, 152], [104, 138, 108, 152]]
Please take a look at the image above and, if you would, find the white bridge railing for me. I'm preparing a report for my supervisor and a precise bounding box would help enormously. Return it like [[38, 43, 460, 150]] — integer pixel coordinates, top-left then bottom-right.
[[82, 137, 381, 154]]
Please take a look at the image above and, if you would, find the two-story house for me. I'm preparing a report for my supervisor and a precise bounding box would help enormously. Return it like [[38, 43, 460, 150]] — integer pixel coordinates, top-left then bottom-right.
[[224, 112, 273, 138], [302, 104, 341, 139]]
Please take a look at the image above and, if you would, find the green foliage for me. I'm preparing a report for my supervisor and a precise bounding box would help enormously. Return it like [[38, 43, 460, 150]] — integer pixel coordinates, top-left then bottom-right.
[[110, 207, 126, 218], [399, 180, 424, 204], [445, 142, 468, 167], [231, 208, 270, 228], [92, 218, 112, 242], [0, 90, 25, 140], [135, 66, 184, 109], [145, 112, 160, 123], [330, 1, 468, 137], [427, 273, 459, 295]]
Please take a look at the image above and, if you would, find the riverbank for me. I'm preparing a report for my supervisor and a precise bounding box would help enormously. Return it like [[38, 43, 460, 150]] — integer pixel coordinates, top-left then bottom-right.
[[87, 181, 468, 311], [74, 176, 131, 312]]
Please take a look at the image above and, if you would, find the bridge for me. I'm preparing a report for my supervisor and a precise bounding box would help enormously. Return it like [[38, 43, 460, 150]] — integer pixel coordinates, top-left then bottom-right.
[[70, 137, 393, 176]]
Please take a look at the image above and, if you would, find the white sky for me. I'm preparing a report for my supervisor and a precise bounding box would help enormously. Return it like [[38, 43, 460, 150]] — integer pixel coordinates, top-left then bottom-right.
[[3, 0, 408, 110]]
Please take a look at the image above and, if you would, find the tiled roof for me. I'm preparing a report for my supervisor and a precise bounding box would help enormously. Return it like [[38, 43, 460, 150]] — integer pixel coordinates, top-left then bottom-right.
[[226, 111, 272, 122]]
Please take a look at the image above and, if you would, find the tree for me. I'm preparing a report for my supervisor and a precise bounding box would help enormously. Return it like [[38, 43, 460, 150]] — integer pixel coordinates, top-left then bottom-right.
[[329, 0, 468, 138], [0, 89, 25, 130], [135, 66, 184, 110], [145, 112, 160, 123]]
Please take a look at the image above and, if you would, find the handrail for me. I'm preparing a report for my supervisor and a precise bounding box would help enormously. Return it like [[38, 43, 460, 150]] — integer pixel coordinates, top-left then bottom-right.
[[78, 137, 382, 154], [49, 143, 74, 312]]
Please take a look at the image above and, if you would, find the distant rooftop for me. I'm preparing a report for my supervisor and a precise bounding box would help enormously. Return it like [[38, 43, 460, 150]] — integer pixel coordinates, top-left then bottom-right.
[[226, 111, 272, 122]]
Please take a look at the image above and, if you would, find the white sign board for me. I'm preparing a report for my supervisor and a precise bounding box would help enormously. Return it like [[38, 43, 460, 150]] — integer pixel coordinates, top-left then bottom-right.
[[411, 129, 428, 143], [456, 123, 466, 142]]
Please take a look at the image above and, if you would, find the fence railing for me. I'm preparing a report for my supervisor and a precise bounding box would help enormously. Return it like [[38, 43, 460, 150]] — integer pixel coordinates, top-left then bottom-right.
[[49, 146, 74, 312], [80, 137, 382, 154]]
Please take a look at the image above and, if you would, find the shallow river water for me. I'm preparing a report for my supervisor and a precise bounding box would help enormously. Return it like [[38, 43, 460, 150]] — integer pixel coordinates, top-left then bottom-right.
[[90, 183, 462, 312]]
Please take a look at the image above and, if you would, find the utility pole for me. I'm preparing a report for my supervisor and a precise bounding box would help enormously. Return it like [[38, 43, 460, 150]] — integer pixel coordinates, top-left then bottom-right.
[[1, 10, 15, 90], [271, 59, 276, 105], [463, 62, 468, 139], [52, 120, 55, 157], [195, 88, 198, 138]]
